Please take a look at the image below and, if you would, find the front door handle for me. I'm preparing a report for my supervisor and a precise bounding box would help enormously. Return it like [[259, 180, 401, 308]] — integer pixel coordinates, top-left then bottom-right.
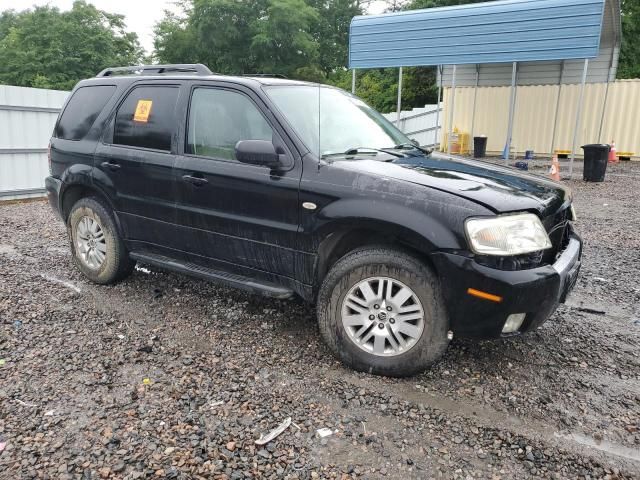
[[182, 174, 208, 186], [101, 161, 121, 171]]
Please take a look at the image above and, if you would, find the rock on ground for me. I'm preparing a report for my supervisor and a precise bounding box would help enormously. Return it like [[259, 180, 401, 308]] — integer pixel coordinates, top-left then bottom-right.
[[0, 162, 638, 479]]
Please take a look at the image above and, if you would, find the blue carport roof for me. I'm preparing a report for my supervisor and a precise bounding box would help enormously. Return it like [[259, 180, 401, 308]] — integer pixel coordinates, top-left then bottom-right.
[[349, 0, 606, 68]]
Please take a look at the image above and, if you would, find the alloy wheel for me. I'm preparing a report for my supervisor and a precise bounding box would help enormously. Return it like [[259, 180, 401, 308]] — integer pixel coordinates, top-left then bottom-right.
[[341, 276, 425, 357], [75, 215, 107, 270]]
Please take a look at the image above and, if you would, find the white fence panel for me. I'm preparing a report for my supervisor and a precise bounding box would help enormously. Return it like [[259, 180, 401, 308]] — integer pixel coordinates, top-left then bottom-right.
[[0, 85, 69, 201], [383, 104, 442, 147]]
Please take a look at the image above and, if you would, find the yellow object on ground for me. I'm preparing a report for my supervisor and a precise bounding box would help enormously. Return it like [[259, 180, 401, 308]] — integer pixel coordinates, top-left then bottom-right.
[[444, 130, 470, 154]]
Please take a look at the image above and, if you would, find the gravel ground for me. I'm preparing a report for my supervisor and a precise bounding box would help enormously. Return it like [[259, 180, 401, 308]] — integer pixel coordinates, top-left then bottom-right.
[[1, 162, 639, 479]]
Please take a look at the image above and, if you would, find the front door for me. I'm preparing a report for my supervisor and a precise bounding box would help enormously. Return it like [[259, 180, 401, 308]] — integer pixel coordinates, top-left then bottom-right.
[[174, 84, 302, 282], [94, 84, 181, 253]]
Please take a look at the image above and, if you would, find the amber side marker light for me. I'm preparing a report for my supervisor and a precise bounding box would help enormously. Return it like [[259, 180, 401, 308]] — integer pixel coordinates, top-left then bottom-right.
[[467, 288, 503, 303]]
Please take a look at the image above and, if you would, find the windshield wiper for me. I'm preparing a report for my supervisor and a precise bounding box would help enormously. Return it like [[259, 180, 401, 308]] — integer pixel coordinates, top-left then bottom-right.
[[393, 142, 433, 155], [321, 147, 405, 159]]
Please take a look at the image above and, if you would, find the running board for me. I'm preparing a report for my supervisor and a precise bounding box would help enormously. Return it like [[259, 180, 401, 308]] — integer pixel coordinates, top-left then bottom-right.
[[130, 252, 295, 299]]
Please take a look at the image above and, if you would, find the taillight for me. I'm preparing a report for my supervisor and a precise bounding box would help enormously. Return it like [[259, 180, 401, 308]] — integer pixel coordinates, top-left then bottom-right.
[[48, 142, 52, 174]]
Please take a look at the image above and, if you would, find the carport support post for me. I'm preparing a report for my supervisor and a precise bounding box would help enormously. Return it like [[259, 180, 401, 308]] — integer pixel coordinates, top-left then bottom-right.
[[470, 64, 480, 142], [351, 69, 356, 94], [598, 75, 611, 143], [447, 65, 456, 154], [569, 59, 589, 178], [396, 66, 403, 126], [550, 60, 565, 156], [599, 0, 618, 144], [434, 65, 442, 148], [504, 62, 518, 164], [598, 71, 613, 143]]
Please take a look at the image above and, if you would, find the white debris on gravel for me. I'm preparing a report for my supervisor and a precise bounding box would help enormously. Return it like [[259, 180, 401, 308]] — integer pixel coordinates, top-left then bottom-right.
[[39, 273, 82, 293]]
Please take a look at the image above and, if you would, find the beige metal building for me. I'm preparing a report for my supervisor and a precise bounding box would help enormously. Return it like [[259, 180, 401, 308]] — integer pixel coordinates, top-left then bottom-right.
[[434, 0, 625, 161], [440, 79, 639, 159]]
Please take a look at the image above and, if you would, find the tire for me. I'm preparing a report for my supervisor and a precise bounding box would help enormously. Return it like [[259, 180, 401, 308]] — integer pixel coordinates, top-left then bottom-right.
[[317, 246, 449, 377], [67, 196, 135, 284]]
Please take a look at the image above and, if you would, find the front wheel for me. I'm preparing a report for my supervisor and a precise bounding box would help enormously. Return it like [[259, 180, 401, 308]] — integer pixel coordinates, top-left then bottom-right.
[[317, 246, 449, 377], [67, 197, 135, 284]]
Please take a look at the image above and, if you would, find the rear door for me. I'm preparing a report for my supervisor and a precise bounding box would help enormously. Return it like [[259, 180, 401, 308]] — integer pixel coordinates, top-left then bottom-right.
[[173, 82, 302, 280], [94, 83, 182, 253]]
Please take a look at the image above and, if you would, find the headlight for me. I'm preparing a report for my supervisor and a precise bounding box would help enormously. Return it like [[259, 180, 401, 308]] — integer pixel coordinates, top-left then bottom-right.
[[465, 213, 552, 256]]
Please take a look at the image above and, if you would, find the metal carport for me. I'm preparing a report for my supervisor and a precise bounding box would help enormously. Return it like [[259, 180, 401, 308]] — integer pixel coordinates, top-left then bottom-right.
[[349, 0, 620, 176]]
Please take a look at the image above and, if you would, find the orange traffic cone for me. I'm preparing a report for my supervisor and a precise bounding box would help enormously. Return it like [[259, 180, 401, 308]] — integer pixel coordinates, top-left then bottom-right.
[[549, 154, 560, 181], [608, 141, 618, 163]]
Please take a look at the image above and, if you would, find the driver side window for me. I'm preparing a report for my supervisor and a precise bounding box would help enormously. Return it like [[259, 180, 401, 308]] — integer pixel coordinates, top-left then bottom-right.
[[186, 88, 273, 162]]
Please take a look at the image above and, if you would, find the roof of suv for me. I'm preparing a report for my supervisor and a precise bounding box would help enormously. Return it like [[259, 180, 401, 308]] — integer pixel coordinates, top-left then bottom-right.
[[82, 64, 316, 89], [82, 74, 313, 86]]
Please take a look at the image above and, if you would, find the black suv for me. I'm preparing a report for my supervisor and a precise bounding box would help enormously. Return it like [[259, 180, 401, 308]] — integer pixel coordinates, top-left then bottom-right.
[[46, 64, 582, 377]]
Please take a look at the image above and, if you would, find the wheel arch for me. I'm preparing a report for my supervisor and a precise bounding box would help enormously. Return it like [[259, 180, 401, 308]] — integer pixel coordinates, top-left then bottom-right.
[[60, 182, 124, 237], [313, 217, 450, 298]]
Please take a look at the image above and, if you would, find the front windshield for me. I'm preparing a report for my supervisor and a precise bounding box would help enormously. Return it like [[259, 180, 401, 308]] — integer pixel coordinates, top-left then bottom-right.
[[264, 85, 411, 157]]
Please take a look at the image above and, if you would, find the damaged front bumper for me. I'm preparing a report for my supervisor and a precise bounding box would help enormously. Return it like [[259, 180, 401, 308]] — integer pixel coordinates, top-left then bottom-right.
[[432, 232, 582, 339]]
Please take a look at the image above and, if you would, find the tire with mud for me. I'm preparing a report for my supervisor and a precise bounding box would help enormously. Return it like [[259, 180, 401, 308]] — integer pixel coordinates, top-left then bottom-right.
[[67, 197, 135, 284], [317, 246, 449, 377]]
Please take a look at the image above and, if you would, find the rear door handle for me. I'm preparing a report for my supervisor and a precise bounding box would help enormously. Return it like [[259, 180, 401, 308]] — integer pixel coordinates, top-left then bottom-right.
[[182, 174, 208, 186], [101, 161, 121, 171]]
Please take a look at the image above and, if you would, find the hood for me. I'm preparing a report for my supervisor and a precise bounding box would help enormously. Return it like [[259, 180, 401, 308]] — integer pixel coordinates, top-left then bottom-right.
[[334, 152, 571, 217]]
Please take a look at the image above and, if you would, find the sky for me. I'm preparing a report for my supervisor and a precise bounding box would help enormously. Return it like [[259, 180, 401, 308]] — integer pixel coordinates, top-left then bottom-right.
[[2, 0, 387, 55]]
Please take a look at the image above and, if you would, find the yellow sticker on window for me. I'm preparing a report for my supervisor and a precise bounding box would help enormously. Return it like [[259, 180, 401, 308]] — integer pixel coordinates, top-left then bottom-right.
[[133, 99, 153, 123]]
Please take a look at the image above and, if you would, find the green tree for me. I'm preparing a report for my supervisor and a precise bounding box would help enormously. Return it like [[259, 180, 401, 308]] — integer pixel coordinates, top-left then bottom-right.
[[154, 9, 202, 66], [191, 0, 263, 73], [0, 1, 142, 90], [0, 10, 19, 39], [251, 0, 320, 76], [309, 0, 361, 74], [155, 0, 361, 80], [618, 0, 640, 78], [325, 66, 439, 113]]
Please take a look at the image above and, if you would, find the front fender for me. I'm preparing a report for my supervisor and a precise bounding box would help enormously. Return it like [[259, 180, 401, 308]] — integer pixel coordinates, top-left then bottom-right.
[[315, 197, 464, 252]]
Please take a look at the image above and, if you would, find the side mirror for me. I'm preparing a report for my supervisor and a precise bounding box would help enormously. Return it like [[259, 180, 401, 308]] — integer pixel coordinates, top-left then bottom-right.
[[235, 140, 281, 168], [411, 138, 420, 147]]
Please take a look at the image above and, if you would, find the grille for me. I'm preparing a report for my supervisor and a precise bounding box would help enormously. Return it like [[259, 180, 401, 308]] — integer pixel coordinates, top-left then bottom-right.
[[542, 206, 572, 264]]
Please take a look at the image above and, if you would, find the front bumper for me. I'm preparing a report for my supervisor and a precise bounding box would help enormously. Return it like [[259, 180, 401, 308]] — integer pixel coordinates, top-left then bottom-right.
[[45, 176, 63, 220], [432, 232, 582, 339]]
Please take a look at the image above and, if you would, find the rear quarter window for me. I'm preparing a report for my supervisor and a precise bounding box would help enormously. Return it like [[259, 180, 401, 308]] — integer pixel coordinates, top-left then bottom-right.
[[56, 85, 116, 140]]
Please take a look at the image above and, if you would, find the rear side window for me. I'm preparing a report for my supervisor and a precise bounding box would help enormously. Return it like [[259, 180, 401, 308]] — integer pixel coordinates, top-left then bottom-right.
[[56, 85, 116, 140], [113, 86, 179, 151]]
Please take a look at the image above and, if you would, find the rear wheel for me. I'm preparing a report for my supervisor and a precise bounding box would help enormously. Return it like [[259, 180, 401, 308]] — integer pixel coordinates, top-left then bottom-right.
[[67, 197, 134, 284], [317, 246, 449, 377]]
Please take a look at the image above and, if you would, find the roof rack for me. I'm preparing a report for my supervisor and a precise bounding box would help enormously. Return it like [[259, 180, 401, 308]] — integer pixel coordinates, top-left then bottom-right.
[[96, 64, 213, 78], [242, 73, 288, 79]]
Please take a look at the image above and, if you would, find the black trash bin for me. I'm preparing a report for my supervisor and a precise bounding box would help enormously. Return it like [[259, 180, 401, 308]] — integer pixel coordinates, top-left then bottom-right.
[[473, 136, 488, 158], [581, 144, 610, 182]]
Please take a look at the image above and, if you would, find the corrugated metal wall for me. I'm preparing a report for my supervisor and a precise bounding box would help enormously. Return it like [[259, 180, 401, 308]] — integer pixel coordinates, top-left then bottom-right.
[[350, 0, 606, 69], [440, 79, 640, 157], [0, 85, 68, 201], [382, 104, 442, 146], [440, 0, 620, 86]]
